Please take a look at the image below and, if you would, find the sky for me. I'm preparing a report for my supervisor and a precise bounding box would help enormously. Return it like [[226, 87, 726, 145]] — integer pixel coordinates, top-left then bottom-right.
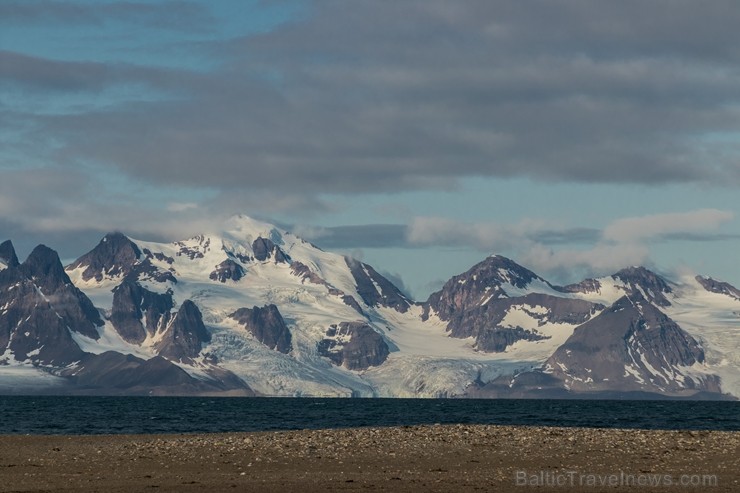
[[2, 0, 740, 299]]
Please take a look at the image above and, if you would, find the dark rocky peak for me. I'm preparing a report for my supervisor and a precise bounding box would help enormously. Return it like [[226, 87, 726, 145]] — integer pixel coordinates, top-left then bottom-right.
[[20, 244, 72, 292], [155, 300, 211, 364], [68, 234, 176, 285], [0, 280, 86, 366], [1, 244, 103, 340], [423, 255, 547, 322], [66, 232, 142, 282], [0, 243, 106, 363], [482, 255, 546, 289], [442, 293, 602, 352], [317, 321, 389, 370], [556, 278, 602, 294], [344, 257, 411, 313], [542, 292, 714, 395], [695, 276, 740, 301], [612, 266, 673, 307], [252, 237, 290, 263], [0, 240, 19, 268], [110, 280, 175, 344], [230, 304, 292, 354], [209, 259, 246, 283]]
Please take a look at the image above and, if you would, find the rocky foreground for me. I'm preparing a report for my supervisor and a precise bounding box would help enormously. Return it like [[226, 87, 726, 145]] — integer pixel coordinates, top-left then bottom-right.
[[0, 425, 738, 492]]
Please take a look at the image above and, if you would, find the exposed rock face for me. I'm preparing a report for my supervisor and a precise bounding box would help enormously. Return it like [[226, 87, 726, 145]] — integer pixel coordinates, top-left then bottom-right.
[[20, 245, 102, 338], [155, 301, 211, 364], [423, 255, 549, 322], [696, 275, 740, 301], [454, 294, 601, 352], [341, 295, 366, 316], [0, 245, 104, 365], [67, 233, 177, 285], [291, 261, 366, 316], [421, 255, 604, 354], [317, 322, 389, 370], [0, 240, 19, 269], [542, 293, 716, 394], [0, 278, 86, 366], [142, 248, 175, 265], [344, 257, 411, 313], [64, 351, 251, 395], [110, 281, 209, 362], [67, 352, 194, 390], [290, 261, 326, 285], [476, 327, 550, 353], [252, 237, 290, 263], [612, 266, 673, 307], [110, 281, 174, 344], [66, 233, 142, 282], [175, 235, 211, 260], [209, 259, 246, 283], [556, 278, 602, 294], [230, 304, 292, 354]]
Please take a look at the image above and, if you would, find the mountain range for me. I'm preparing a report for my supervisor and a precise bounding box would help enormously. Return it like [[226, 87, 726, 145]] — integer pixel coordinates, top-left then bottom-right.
[[1, 215, 738, 399]]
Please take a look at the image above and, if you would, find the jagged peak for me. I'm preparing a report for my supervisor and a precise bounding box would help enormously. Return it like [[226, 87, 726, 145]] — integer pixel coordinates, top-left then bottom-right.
[[464, 254, 546, 289], [610, 266, 673, 307], [344, 256, 411, 313], [0, 240, 19, 269], [21, 244, 71, 286], [695, 275, 740, 301], [66, 232, 142, 282], [612, 266, 671, 287], [556, 277, 602, 294]]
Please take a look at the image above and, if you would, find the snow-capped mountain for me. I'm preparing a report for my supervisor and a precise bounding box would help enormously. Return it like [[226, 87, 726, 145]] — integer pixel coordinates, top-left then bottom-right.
[[1, 215, 738, 399]]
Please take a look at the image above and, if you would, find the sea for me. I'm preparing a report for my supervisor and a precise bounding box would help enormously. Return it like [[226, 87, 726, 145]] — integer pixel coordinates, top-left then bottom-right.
[[0, 397, 738, 435]]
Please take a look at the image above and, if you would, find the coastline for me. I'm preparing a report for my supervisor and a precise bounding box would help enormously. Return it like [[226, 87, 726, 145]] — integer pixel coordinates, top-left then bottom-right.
[[1, 424, 737, 492]]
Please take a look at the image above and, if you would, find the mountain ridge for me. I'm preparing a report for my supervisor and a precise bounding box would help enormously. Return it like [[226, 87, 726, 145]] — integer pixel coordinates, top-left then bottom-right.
[[0, 215, 738, 399]]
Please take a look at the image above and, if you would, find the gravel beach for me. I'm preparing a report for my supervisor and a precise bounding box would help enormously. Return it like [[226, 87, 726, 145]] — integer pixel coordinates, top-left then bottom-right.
[[1, 425, 737, 492]]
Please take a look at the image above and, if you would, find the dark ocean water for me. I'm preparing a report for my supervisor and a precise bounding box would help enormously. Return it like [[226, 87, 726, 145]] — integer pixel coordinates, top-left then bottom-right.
[[0, 397, 737, 435]]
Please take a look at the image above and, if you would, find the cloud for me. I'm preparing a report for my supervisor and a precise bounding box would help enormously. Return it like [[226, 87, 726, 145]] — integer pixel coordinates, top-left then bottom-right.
[[397, 209, 738, 281], [406, 216, 594, 251], [166, 202, 199, 213], [0, 50, 199, 94], [603, 209, 735, 242], [5, 0, 740, 200], [0, 1, 213, 31], [520, 243, 651, 281], [295, 224, 409, 249]]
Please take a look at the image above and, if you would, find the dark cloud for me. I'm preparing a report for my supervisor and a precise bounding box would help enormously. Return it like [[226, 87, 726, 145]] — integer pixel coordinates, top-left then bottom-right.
[[0, 50, 199, 93], [292, 224, 605, 250], [296, 224, 409, 249], [6, 0, 740, 198], [0, 1, 213, 31], [658, 232, 740, 242]]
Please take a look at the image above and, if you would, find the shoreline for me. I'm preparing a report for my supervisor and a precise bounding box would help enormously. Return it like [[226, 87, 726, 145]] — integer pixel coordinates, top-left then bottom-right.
[[1, 424, 738, 492]]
